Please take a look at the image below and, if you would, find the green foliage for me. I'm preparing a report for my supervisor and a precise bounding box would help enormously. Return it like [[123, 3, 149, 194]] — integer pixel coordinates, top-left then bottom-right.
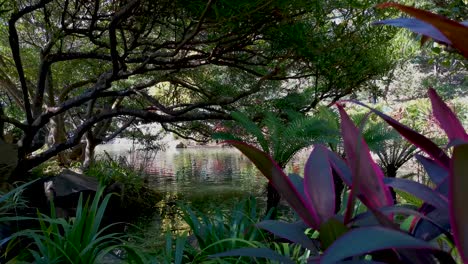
[[30, 159, 63, 178], [395, 189, 423, 208], [85, 156, 162, 218], [0, 180, 35, 218], [5, 187, 148, 263], [215, 109, 338, 168], [157, 232, 188, 264], [86, 155, 146, 189], [179, 197, 271, 263]]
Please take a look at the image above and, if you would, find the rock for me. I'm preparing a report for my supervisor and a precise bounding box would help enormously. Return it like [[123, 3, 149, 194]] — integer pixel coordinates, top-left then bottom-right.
[[175, 142, 187, 148], [51, 169, 98, 197]]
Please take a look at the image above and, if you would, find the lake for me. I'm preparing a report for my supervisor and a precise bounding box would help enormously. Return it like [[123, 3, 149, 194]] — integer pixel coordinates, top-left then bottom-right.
[[97, 140, 308, 244]]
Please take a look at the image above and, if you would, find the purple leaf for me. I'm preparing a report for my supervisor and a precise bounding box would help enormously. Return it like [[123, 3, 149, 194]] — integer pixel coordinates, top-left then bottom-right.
[[412, 207, 451, 241], [376, 3, 468, 58], [257, 220, 318, 253], [415, 154, 448, 185], [352, 206, 450, 236], [210, 248, 295, 264], [428, 88, 468, 143], [450, 143, 468, 263], [412, 177, 450, 241], [337, 105, 393, 215], [384, 178, 448, 210], [320, 226, 438, 263], [227, 140, 319, 228], [374, 18, 451, 44], [328, 150, 352, 186], [304, 145, 336, 224], [288, 173, 308, 202], [352, 101, 450, 168]]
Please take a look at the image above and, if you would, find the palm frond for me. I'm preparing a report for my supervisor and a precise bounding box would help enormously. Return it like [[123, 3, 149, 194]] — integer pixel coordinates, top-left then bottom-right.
[[231, 112, 269, 153]]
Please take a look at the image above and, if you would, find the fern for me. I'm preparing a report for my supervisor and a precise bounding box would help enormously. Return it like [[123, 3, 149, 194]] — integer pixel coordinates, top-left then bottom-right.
[[219, 109, 339, 168], [231, 111, 270, 153]]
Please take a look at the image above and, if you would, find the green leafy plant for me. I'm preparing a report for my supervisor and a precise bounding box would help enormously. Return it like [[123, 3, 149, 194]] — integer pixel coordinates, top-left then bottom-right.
[[180, 197, 273, 263], [3, 187, 148, 264], [157, 232, 188, 264], [86, 156, 161, 220], [214, 110, 339, 217]]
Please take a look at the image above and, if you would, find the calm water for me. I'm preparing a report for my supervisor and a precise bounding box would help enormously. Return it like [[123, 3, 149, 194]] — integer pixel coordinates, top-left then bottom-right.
[[98, 141, 308, 202], [97, 141, 308, 242]]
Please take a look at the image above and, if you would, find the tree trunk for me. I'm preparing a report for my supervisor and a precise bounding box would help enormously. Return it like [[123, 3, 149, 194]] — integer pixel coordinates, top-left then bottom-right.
[[82, 132, 96, 170], [266, 182, 281, 219], [333, 171, 345, 214], [0, 105, 4, 140], [385, 165, 398, 203]]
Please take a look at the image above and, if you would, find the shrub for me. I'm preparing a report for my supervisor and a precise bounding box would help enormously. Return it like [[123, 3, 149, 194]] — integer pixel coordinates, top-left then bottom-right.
[[212, 4, 468, 263], [3, 186, 149, 263]]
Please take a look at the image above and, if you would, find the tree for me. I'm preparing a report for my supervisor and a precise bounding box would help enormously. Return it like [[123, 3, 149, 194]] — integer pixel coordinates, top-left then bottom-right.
[[0, 0, 399, 182]]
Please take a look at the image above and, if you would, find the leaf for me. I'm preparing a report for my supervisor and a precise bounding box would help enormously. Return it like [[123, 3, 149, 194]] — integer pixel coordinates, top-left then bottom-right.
[[319, 218, 348, 250], [288, 173, 307, 202], [231, 112, 270, 153], [256, 220, 318, 253], [450, 143, 468, 263], [351, 206, 450, 237], [304, 145, 336, 224], [412, 207, 451, 241], [227, 140, 319, 228], [352, 101, 450, 168], [174, 234, 187, 264], [320, 226, 437, 264], [412, 178, 451, 241], [377, 3, 468, 58], [395, 189, 423, 208], [210, 247, 295, 264], [374, 18, 450, 44], [337, 105, 393, 214], [415, 154, 448, 185], [428, 88, 468, 143], [383, 178, 448, 210], [328, 149, 352, 186], [0, 179, 38, 204]]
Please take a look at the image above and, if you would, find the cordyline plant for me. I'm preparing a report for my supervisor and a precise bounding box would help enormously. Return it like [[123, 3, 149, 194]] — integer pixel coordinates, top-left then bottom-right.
[[211, 3, 468, 264]]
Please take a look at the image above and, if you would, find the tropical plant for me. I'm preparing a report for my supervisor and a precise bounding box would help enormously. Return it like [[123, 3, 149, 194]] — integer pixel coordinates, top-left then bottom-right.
[[157, 232, 188, 264], [180, 196, 273, 263], [211, 4, 468, 263], [214, 105, 455, 262], [3, 187, 148, 264], [214, 110, 339, 217]]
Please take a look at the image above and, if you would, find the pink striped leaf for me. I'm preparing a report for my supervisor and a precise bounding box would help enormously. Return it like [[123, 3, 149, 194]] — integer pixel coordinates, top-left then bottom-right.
[[377, 3, 468, 58], [415, 154, 448, 185], [450, 143, 468, 263], [352, 101, 450, 168], [304, 145, 336, 225], [227, 140, 320, 229], [428, 88, 468, 143], [320, 226, 439, 263], [337, 105, 393, 215]]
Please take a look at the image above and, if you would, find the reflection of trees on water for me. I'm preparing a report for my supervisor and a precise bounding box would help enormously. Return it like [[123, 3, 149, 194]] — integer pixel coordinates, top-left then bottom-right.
[[105, 146, 308, 244], [147, 148, 265, 193]]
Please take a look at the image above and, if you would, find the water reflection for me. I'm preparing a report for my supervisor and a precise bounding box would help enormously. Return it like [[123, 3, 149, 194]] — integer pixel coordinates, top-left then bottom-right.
[[97, 142, 309, 241]]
